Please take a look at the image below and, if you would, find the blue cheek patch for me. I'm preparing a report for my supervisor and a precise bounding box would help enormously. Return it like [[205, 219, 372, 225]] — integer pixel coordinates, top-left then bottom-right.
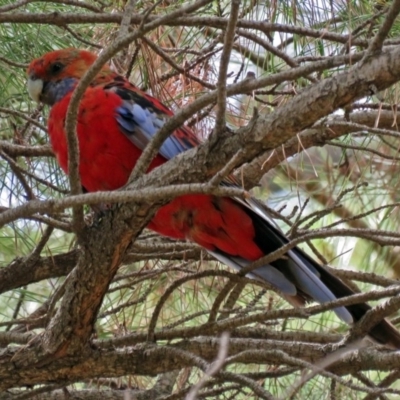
[[46, 78, 78, 105]]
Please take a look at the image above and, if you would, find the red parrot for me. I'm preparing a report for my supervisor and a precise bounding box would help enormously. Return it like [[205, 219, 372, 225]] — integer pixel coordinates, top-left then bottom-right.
[[27, 48, 400, 346]]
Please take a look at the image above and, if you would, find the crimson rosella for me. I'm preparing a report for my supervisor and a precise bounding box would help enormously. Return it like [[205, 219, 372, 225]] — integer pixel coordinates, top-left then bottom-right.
[[27, 48, 400, 346]]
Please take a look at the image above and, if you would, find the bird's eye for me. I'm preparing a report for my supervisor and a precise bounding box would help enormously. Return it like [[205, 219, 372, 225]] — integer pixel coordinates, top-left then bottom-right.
[[50, 62, 64, 74]]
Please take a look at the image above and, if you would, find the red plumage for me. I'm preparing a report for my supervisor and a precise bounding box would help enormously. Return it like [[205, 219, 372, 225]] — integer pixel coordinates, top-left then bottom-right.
[[49, 86, 166, 191], [148, 195, 263, 260], [27, 48, 400, 347], [48, 82, 260, 259]]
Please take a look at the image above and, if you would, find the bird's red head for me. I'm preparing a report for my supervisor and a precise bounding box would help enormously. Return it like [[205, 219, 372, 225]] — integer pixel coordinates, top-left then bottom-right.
[[27, 48, 114, 105]]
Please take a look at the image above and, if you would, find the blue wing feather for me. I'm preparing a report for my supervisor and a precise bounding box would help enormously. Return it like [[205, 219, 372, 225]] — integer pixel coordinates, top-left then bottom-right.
[[113, 91, 198, 160]]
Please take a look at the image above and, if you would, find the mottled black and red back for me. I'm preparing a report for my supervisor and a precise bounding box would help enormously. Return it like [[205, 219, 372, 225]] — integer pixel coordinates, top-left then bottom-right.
[[27, 48, 400, 348]]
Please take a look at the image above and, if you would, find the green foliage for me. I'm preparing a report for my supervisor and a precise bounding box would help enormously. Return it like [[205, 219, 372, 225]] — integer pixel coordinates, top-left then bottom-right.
[[1, 0, 400, 398]]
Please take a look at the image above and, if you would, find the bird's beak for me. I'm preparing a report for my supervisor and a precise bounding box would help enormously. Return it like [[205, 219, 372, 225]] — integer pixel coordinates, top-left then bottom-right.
[[27, 75, 43, 103]]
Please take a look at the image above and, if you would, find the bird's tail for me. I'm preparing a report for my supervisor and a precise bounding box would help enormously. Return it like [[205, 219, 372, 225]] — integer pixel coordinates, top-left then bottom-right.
[[212, 195, 400, 348]]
